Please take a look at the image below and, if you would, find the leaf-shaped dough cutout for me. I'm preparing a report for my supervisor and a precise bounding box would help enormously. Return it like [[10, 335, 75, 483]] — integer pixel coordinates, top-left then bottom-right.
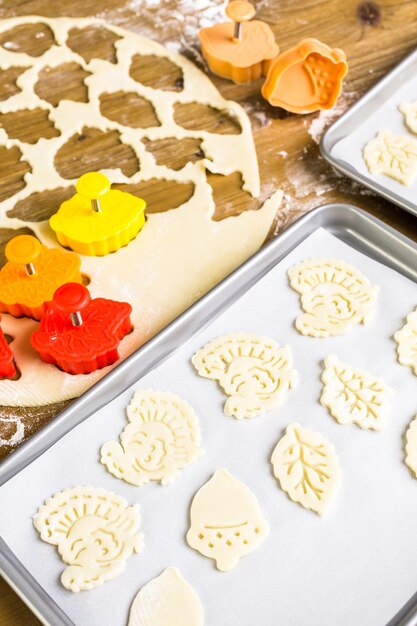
[[34, 485, 144, 592], [394, 307, 417, 376], [405, 415, 417, 478], [187, 468, 269, 571], [128, 567, 204, 626], [288, 257, 378, 338], [399, 101, 417, 135], [100, 389, 202, 487], [320, 355, 393, 430], [192, 333, 298, 419], [363, 130, 417, 186], [271, 423, 340, 515]]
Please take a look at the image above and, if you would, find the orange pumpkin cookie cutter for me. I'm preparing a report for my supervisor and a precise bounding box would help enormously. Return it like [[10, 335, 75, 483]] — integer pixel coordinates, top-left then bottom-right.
[[0, 235, 82, 320], [199, 0, 279, 84], [261, 38, 348, 113]]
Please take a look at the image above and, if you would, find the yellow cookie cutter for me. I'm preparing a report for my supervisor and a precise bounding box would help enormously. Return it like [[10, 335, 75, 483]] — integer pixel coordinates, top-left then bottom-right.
[[49, 172, 146, 256]]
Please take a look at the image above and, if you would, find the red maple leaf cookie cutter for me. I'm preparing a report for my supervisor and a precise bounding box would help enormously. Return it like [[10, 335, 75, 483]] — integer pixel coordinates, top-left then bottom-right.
[[0, 317, 16, 379], [31, 283, 132, 375]]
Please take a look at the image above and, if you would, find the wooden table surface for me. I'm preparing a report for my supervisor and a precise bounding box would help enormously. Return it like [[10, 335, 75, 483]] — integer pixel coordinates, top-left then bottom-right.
[[1, 0, 417, 623]]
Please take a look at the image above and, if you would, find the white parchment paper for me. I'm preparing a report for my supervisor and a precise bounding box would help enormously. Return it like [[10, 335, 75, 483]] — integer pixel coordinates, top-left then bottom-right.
[[331, 72, 417, 205], [1, 228, 417, 626]]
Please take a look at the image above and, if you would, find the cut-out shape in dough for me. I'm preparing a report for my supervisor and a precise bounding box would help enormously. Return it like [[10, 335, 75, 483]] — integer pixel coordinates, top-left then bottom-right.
[[113, 179, 195, 214], [67, 26, 121, 64], [0, 108, 60, 144], [0, 146, 31, 203], [101, 389, 202, 486], [0, 66, 28, 102], [363, 130, 417, 186], [192, 333, 298, 419], [186, 468, 269, 571], [288, 257, 378, 338], [174, 102, 241, 135], [54, 127, 140, 179], [321, 355, 393, 430], [128, 567, 204, 626], [33, 485, 144, 592], [7, 187, 76, 222], [130, 54, 184, 91], [207, 171, 262, 221], [399, 101, 417, 135], [0, 23, 55, 57], [405, 415, 417, 477], [142, 137, 204, 171], [99, 91, 161, 129], [34, 62, 91, 107], [271, 423, 340, 515], [394, 307, 417, 376]]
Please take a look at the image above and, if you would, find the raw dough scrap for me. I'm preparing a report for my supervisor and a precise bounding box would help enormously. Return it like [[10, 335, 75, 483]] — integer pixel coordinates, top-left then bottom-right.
[[0, 16, 282, 413], [394, 307, 417, 376], [128, 567, 204, 626], [271, 423, 340, 515], [186, 468, 269, 571], [100, 389, 202, 486], [33, 485, 144, 592], [191, 333, 298, 419], [288, 257, 378, 338], [399, 101, 417, 134], [363, 130, 417, 186], [321, 354, 393, 430], [405, 415, 417, 478]]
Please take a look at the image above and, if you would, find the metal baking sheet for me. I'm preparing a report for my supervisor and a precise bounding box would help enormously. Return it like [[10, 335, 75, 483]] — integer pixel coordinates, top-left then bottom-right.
[[1, 202, 412, 486], [321, 49, 417, 217], [0, 205, 417, 626], [1, 204, 417, 626]]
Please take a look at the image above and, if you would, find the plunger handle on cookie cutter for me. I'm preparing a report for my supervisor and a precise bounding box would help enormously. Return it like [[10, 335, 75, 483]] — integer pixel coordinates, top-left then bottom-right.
[[5, 235, 42, 277], [76, 172, 111, 214], [225, 1, 256, 42], [53, 283, 91, 328]]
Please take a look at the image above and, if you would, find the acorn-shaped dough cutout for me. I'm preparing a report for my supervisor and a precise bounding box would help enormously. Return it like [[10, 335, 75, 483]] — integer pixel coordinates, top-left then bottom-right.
[[33, 486, 144, 592], [288, 257, 379, 338], [192, 333, 298, 419], [128, 567, 204, 626], [101, 389, 202, 487], [187, 468, 269, 571]]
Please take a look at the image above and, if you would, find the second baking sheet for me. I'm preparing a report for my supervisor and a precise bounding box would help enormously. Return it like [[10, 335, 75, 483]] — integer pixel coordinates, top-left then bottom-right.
[[1, 227, 417, 626], [323, 50, 417, 215]]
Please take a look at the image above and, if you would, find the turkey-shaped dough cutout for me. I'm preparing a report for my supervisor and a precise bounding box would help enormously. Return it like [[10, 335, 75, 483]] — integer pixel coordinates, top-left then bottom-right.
[[399, 101, 417, 135], [191, 333, 298, 419], [186, 468, 269, 571], [101, 389, 202, 486], [128, 567, 204, 626], [321, 355, 393, 430], [394, 307, 417, 376], [405, 415, 417, 478], [363, 130, 417, 186], [271, 423, 340, 515], [288, 257, 378, 338], [33, 485, 144, 592]]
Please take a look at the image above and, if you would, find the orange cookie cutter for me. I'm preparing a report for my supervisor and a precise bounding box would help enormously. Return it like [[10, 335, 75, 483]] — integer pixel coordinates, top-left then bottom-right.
[[199, 0, 279, 84], [0, 235, 82, 320], [261, 38, 348, 113]]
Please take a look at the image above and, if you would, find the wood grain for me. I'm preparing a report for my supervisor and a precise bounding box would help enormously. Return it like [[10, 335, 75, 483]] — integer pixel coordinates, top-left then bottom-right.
[[1, 0, 417, 622]]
